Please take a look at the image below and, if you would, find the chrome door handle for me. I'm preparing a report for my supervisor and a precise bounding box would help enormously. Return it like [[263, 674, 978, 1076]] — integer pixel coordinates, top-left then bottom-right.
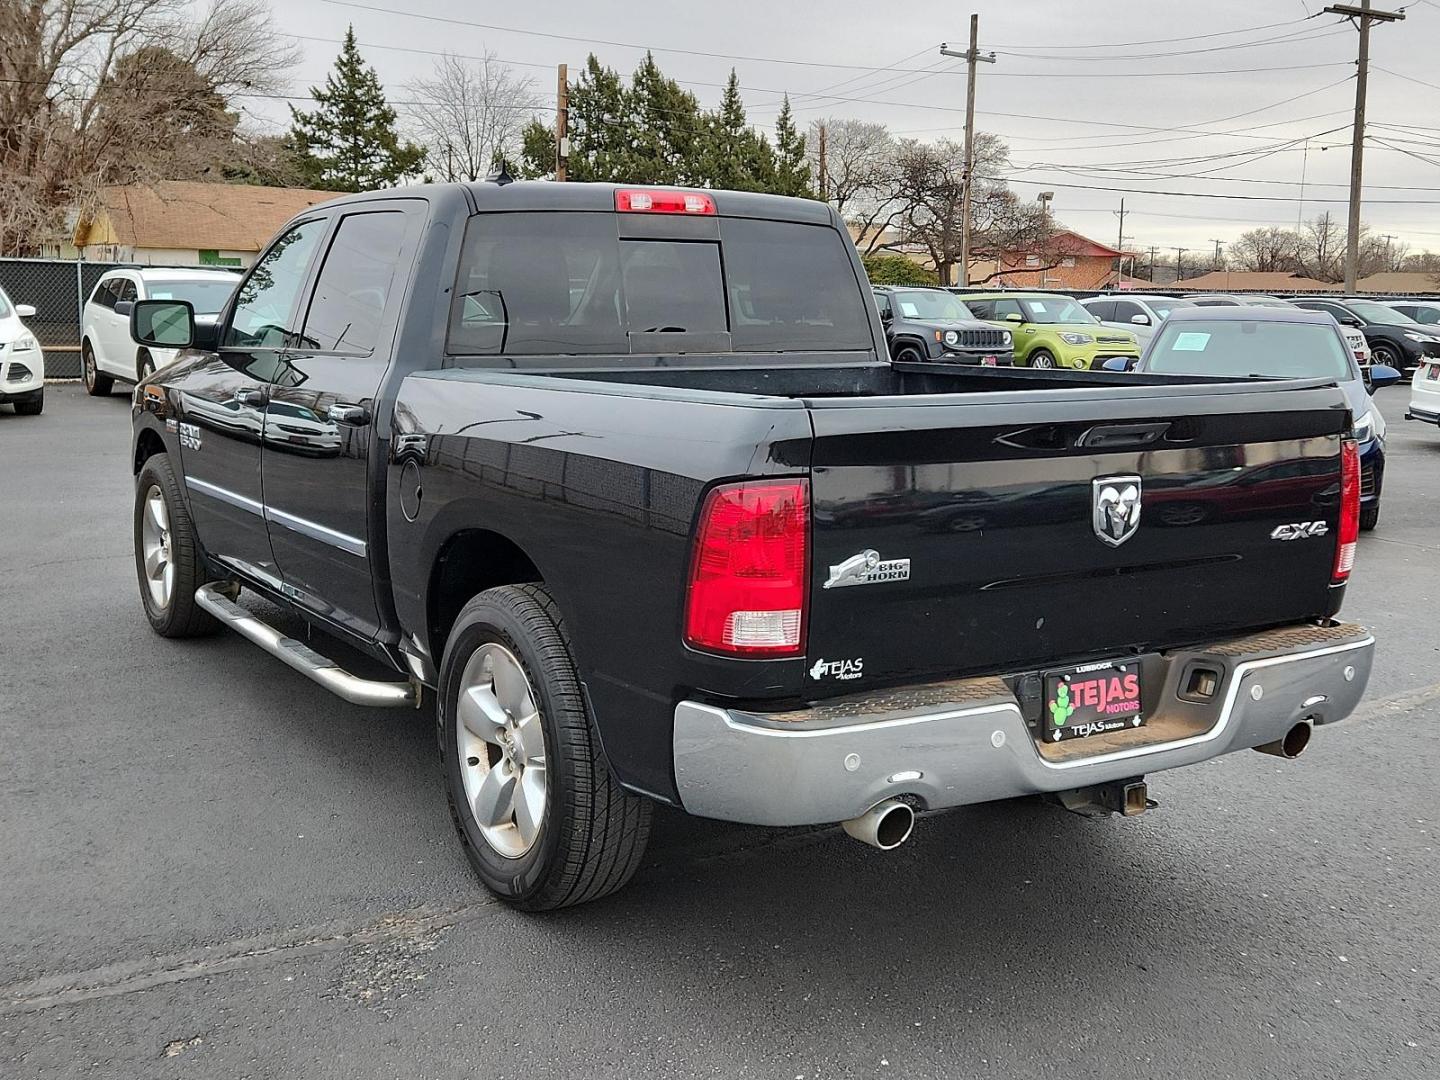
[[327, 403, 370, 425]]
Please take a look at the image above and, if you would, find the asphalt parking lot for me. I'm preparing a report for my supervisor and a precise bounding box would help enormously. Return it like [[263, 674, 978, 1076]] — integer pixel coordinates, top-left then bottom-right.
[[2, 383, 1437, 1079]]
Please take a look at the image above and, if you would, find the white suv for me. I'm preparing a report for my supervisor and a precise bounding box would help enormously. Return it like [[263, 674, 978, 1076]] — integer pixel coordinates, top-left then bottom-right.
[[81, 267, 239, 396]]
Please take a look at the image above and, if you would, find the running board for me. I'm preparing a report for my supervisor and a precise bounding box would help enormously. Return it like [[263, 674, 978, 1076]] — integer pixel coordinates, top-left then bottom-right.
[[195, 583, 420, 708]]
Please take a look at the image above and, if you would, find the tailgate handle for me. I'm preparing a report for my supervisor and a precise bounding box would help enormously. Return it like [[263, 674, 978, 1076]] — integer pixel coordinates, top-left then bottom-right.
[[1075, 422, 1170, 450]]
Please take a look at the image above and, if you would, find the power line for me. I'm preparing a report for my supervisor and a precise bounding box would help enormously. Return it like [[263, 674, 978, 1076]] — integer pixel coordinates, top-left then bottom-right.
[[986, 15, 1319, 49], [991, 173, 1440, 204], [991, 23, 1348, 61]]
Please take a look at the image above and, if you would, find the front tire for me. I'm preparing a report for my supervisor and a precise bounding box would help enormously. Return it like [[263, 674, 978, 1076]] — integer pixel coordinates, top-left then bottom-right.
[[439, 584, 652, 910], [134, 454, 216, 637], [1371, 343, 1401, 376], [13, 389, 43, 415], [1029, 349, 1056, 369], [137, 349, 155, 382], [894, 344, 925, 364], [82, 341, 112, 396]]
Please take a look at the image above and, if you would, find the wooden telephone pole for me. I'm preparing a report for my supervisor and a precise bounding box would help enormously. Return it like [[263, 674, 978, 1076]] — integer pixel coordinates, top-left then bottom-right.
[[555, 63, 569, 181], [1324, 1, 1404, 290], [940, 16, 995, 286]]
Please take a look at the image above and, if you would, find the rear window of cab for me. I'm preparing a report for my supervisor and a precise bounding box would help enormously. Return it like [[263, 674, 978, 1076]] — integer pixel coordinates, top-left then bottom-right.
[[446, 212, 872, 357]]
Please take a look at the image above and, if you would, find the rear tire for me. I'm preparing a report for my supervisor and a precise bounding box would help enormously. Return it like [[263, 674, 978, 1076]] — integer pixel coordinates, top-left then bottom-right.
[[82, 341, 112, 396], [1029, 350, 1056, 369], [13, 389, 43, 416], [134, 453, 216, 638], [1360, 503, 1380, 531], [439, 584, 652, 910]]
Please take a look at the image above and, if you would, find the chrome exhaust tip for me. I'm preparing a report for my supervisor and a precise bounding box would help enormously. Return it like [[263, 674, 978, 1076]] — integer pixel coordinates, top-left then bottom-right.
[[1254, 721, 1312, 759], [842, 799, 915, 850]]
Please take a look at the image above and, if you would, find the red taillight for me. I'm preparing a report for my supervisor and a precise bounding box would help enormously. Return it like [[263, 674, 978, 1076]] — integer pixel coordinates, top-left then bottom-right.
[[684, 479, 809, 656], [1333, 438, 1360, 583], [615, 188, 716, 215]]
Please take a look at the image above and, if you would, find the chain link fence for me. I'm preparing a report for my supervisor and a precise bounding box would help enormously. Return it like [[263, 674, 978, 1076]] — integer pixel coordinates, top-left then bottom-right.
[[0, 258, 144, 378]]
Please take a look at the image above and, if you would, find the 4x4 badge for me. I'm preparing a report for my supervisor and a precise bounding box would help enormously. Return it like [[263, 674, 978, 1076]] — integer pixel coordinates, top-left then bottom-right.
[[822, 549, 911, 589], [1093, 475, 1142, 547]]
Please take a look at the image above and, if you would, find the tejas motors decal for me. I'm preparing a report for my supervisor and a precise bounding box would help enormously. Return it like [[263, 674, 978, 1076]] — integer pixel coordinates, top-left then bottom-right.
[[810, 657, 864, 681]]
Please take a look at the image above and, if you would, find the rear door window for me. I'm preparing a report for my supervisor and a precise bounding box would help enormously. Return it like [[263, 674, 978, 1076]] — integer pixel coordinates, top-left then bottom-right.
[[299, 211, 408, 353], [92, 279, 118, 310], [447, 211, 870, 357]]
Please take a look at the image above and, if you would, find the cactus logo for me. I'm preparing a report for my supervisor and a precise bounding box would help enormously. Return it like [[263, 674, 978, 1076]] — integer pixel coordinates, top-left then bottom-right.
[[1048, 683, 1077, 728]]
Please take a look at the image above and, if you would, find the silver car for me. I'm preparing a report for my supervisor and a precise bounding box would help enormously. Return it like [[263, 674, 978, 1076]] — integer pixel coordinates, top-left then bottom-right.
[[1079, 294, 1199, 342]]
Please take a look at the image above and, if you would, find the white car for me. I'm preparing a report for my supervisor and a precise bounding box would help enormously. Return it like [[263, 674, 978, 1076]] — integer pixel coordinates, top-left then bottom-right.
[[1409, 353, 1440, 434], [81, 267, 239, 396], [1079, 294, 1199, 342], [0, 286, 45, 415]]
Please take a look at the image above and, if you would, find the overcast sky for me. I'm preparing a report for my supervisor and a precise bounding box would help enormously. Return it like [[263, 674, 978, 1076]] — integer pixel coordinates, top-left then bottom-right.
[[257, 0, 1440, 260]]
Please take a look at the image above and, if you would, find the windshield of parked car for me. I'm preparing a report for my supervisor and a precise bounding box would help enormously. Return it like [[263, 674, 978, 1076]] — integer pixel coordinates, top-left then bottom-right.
[[1019, 297, 1097, 324], [890, 291, 975, 321], [1145, 320, 1352, 379], [1345, 299, 1418, 326], [1147, 299, 1195, 319], [147, 280, 236, 315]]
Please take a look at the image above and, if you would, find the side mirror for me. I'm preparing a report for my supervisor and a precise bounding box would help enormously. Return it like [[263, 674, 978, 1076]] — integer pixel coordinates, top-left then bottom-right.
[[113, 300, 134, 317], [1101, 357, 1134, 372], [880, 309, 893, 323], [14, 303, 36, 318], [1368, 364, 1401, 392], [1343, 317, 1363, 328], [1130, 313, 1150, 325], [131, 299, 195, 349], [1004, 312, 1024, 324]]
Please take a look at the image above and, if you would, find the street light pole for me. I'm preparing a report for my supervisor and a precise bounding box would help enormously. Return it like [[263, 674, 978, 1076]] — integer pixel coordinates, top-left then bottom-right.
[[941, 17, 995, 287]]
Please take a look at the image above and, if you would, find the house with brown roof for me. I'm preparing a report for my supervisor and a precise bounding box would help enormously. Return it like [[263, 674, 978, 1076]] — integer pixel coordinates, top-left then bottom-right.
[[1353, 271, 1440, 294], [1174, 270, 1339, 293], [73, 181, 338, 267], [981, 231, 1134, 290]]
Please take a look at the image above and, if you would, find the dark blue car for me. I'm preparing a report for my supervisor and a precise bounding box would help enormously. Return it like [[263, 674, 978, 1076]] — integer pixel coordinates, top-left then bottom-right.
[[1111, 307, 1400, 530]]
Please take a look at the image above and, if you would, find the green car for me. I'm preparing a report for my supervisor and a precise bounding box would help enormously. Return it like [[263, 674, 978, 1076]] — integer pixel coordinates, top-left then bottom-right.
[[958, 292, 1141, 370]]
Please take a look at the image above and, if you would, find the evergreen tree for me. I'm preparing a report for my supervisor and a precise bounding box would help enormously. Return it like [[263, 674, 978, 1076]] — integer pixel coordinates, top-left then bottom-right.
[[288, 27, 424, 192], [630, 53, 705, 185], [772, 96, 812, 197]]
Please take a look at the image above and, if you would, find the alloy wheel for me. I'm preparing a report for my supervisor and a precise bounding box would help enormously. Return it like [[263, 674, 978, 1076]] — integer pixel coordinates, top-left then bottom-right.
[[139, 484, 174, 611], [455, 643, 548, 859]]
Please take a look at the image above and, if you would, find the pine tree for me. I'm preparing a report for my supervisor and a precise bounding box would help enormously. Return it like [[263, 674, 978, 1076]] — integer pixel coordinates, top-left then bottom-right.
[[288, 27, 425, 192], [772, 96, 812, 197]]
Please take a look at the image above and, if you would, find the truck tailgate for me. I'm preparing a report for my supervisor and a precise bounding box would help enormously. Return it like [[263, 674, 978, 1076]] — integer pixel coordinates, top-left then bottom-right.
[[804, 381, 1350, 690]]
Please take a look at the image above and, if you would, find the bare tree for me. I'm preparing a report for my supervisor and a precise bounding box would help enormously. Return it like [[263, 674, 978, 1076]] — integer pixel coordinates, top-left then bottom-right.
[[808, 118, 906, 253], [1228, 227, 1300, 273], [0, 0, 296, 254], [407, 52, 539, 182]]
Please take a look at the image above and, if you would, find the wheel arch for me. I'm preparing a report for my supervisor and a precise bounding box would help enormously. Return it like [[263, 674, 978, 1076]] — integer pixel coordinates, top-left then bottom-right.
[[427, 527, 544, 657], [133, 426, 167, 474], [891, 333, 929, 359]]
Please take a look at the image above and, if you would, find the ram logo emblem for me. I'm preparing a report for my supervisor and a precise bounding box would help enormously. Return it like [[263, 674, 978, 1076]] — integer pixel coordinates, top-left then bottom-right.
[[1093, 476, 1142, 547]]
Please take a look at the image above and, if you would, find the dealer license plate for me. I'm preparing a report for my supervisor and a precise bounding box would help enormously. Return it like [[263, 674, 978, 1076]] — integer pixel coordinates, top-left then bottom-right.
[[1042, 660, 1144, 743]]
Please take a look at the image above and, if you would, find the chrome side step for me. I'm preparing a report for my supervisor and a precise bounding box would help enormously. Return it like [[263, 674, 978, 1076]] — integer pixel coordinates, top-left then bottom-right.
[[195, 583, 420, 708]]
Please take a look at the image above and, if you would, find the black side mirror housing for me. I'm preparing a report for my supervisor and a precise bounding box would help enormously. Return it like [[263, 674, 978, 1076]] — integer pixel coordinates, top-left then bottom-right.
[[131, 299, 196, 350]]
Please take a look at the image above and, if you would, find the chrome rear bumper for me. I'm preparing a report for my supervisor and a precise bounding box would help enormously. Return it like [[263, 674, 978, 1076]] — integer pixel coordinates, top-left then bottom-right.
[[673, 624, 1374, 826]]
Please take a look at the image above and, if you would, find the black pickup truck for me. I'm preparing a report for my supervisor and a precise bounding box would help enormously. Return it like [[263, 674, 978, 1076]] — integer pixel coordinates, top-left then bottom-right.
[[128, 180, 1375, 910]]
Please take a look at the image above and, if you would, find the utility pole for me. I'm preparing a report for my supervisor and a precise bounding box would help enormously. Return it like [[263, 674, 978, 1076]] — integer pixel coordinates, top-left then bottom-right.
[[817, 122, 828, 202], [555, 63, 569, 181], [1324, 1, 1404, 290], [941, 17, 995, 287], [1209, 238, 1225, 270], [1147, 245, 1159, 281], [1174, 247, 1189, 284], [1382, 232, 1397, 270], [1113, 199, 1127, 287]]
